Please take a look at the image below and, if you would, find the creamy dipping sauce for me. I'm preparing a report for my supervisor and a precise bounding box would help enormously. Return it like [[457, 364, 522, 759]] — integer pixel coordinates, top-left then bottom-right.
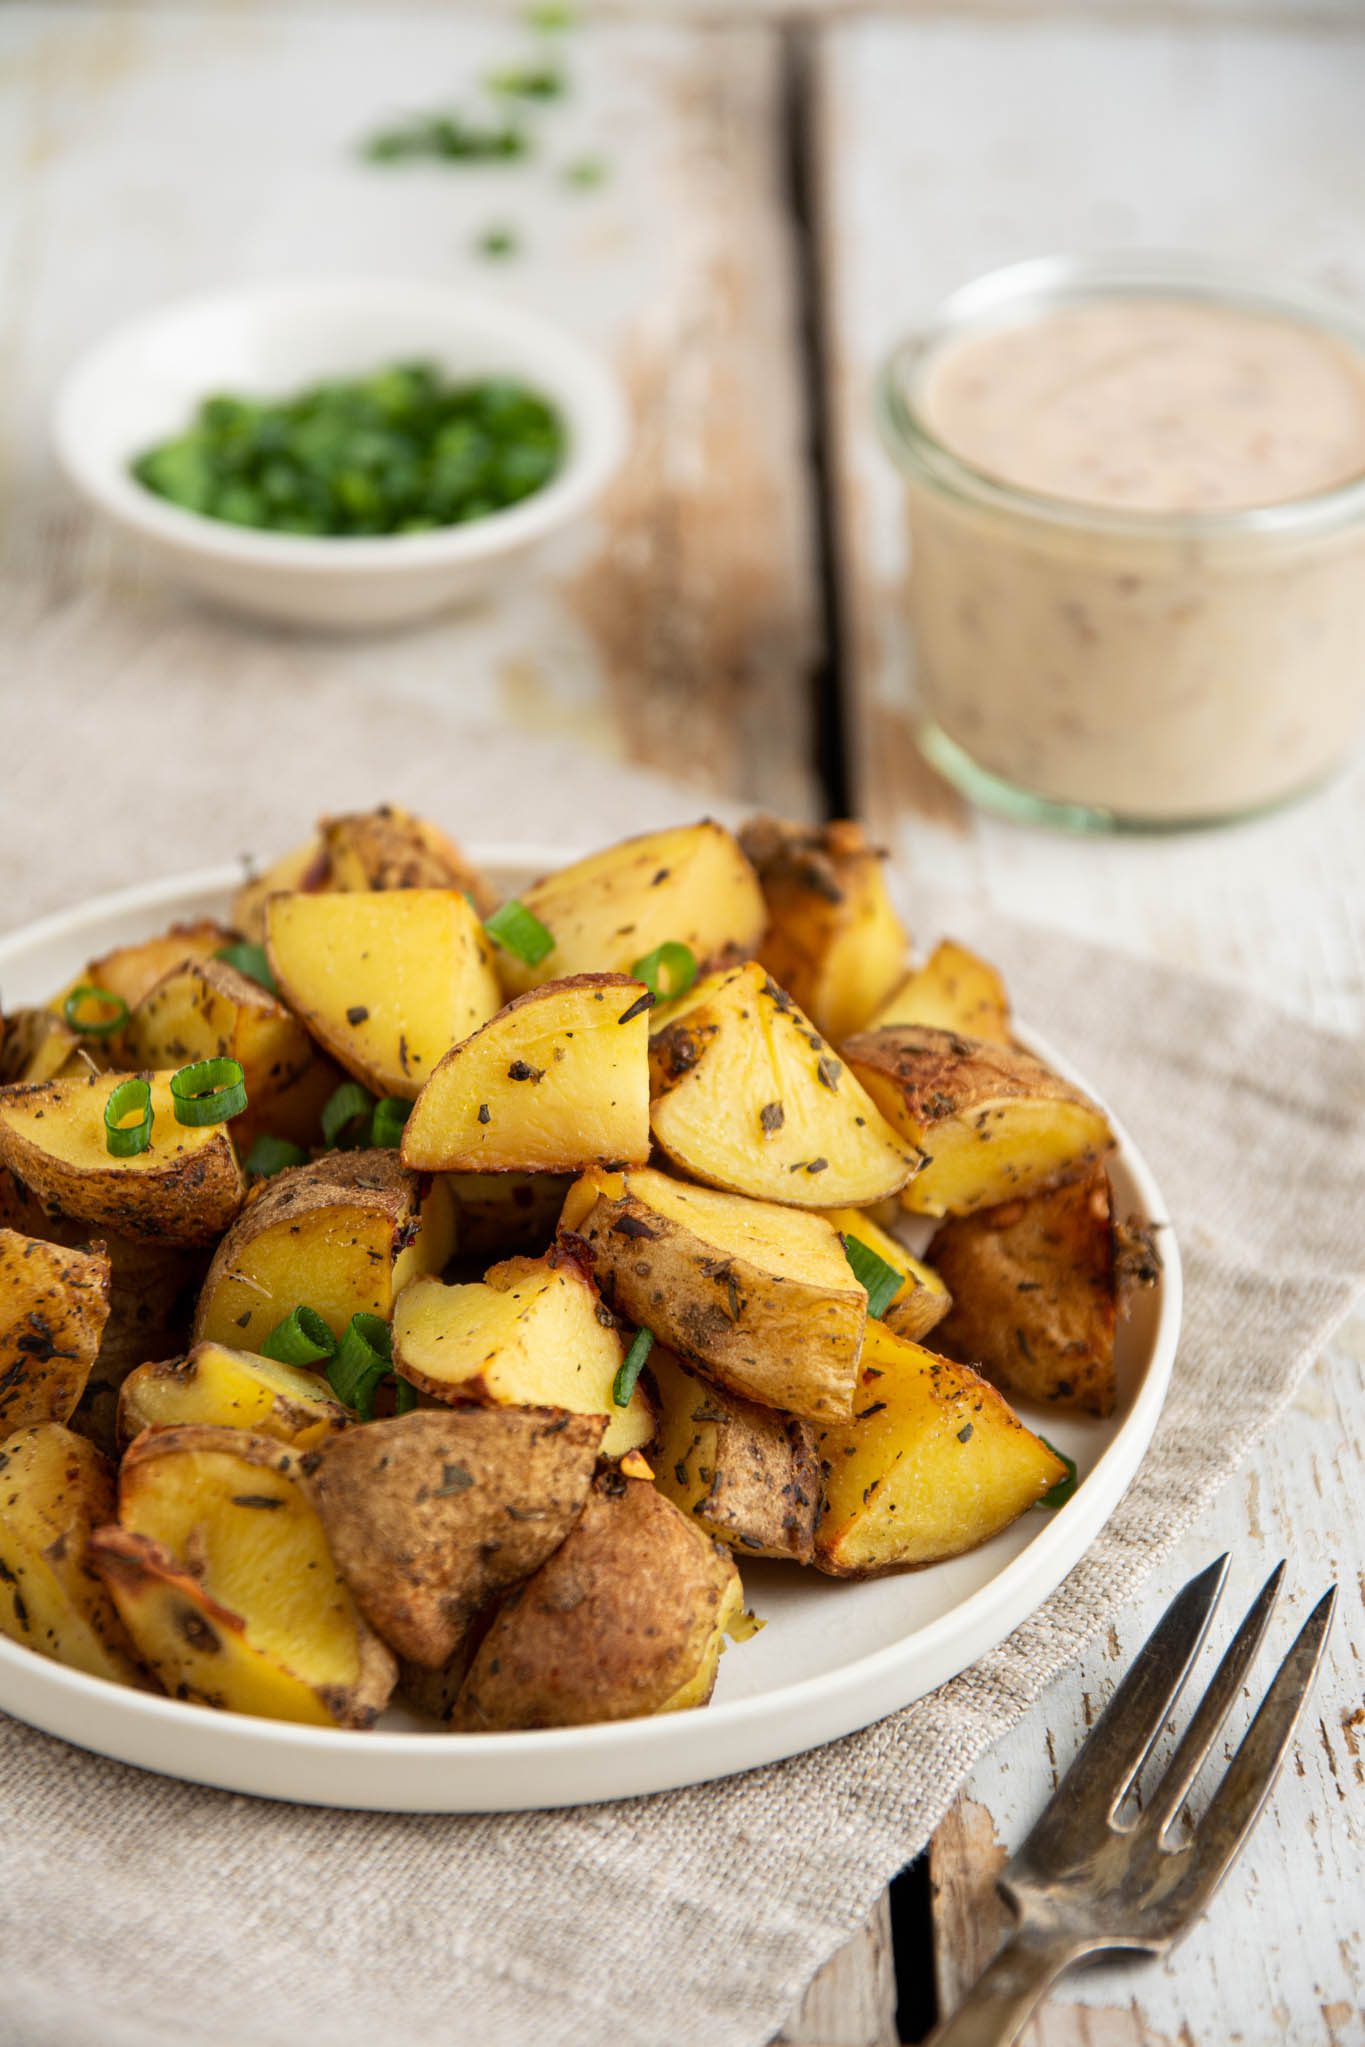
[[886, 279, 1365, 823]]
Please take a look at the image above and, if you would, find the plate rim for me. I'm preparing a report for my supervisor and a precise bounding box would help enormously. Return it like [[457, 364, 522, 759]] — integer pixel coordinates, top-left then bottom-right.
[[0, 854, 1183, 1809]]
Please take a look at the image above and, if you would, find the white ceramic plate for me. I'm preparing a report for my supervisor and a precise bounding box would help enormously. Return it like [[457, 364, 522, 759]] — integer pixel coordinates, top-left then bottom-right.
[[0, 851, 1181, 1812]]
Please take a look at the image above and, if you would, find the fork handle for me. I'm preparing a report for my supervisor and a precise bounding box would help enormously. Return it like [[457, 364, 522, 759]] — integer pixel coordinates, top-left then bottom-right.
[[926, 1928, 1095, 2047]]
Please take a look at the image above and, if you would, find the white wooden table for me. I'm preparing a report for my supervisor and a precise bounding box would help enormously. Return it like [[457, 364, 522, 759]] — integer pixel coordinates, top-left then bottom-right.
[[1, 6, 1362, 2042]]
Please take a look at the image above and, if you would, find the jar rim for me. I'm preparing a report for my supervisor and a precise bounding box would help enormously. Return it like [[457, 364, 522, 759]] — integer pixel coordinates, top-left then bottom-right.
[[876, 253, 1365, 540]]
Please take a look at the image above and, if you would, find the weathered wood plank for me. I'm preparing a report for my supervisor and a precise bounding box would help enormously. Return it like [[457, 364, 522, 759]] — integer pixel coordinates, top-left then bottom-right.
[[0, 3, 820, 925], [780, 1894, 900, 2047]]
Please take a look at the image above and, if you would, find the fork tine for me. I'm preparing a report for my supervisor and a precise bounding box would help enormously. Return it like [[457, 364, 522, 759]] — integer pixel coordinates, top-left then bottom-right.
[[1143, 1560, 1285, 1837], [1020, 1555, 1230, 1862], [1177, 1584, 1337, 1915]]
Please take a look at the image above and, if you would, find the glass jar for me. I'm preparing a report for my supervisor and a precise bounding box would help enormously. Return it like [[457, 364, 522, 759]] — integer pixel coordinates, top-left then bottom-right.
[[877, 255, 1365, 831]]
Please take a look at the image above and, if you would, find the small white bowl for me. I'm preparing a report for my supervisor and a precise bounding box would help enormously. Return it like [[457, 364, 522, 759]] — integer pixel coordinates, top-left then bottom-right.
[[54, 277, 627, 630]]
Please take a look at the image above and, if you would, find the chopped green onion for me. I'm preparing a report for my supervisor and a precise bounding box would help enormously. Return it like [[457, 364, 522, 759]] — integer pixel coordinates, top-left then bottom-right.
[[612, 1327, 654, 1409], [64, 985, 129, 1039], [327, 1312, 394, 1420], [841, 1234, 904, 1321], [322, 1080, 376, 1149], [170, 1057, 248, 1126], [244, 1134, 309, 1180], [393, 1377, 420, 1416], [563, 155, 607, 189], [484, 899, 555, 968], [1037, 1439, 1079, 1510], [485, 62, 565, 101], [260, 1304, 336, 1368], [527, 0, 574, 27], [104, 1077, 153, 1158], [371, 1097, 412, 1149], [215, 941, 276, 993], [477, 225, 520, 260], [631, 942, 697, 1003]]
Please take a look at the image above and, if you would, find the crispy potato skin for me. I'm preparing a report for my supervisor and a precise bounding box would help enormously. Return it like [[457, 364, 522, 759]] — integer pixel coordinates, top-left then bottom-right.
[[930, 1165, 1146, 1418], [0, 1424, 144, 1683], [309, 1406, 604, 1667], [453, 1476, 742, 1729], [321, 806, 495, 912], [0, 1230, 111, 1433], [649, 1346, 818, 1563], [740, 816, 910, 1042]]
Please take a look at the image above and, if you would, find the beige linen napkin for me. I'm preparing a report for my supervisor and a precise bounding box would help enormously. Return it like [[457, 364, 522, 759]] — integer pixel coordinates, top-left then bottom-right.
[[2, 879, 1363, 2047]]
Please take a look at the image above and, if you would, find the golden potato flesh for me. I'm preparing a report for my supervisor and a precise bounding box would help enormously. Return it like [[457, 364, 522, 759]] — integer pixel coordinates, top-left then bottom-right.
[[842, 1025, 1113, 1219], [0, 1230, 110, 1433], [194, 1151, 453, 1354], [453, 1476, 743, 1729], [814, 1322, 1067, 1576], [99, 1424, 395, 1726], [819, 1206, 951, 1345], [391, 1248, 653, 1457], [77, 919, 235, 1015], [868, 939, 1012, 1044], [401, 974, 652, 1175], [650, 1345, 818, 1562], [0, 1423, 143, 1683], [124, 957, 318, 1148], [648, 963, 918, 1210], [929, 1164, 1137, 1418], [0, 1071, 246, 1246], [559, 1165, 867, 1422], [321, 805, 494, 911], [740, 816, 910, 1042], [0, 1009, 87, 1085], [310, 1405, 605, 1667], [231, 838, 328, 945], [492, 821, 766, 997], [266, 888, 501, 1101], [118, 1342, 351, 1451]]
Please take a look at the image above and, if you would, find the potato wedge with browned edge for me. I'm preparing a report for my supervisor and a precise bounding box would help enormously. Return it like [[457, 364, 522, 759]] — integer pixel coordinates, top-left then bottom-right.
[[453, 1475, 742, 1728], [559, 1165, 867, 1422], [814, 1322, 1067, 1575], [820, 1206, 951, 1345], [842, 1025, 1113, 1219], [94, 1424, 395, 1726], [194, 1151, 453, 1353], [321, 805, 494, 911], [0, 1229, 110, 1433], [310, 1405, 604, 1667], [402, 975, 652, 1174], [740, 816, 910, 1043], [650, 1345, 818, 1563], [0, 1423, 143, 1684], [118, 1341, 351, 1451], [868, 939, 1012, 1044], [124, 957, 320, 1149]]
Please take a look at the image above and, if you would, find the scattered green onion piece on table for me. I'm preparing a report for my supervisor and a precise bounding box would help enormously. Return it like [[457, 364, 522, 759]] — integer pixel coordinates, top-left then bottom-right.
[[485, 62, 565, 100], [563, 155, 607, 189], [612, 1327, 654, 1409], [322, 1080, 377, 1149], [260, 1305, 337, 1368], [63, 985, 129, 1038], [370, 1097, 412, 1149], [327, 1313, 395, 1420], [170, 1057, 248, 1126], [245, 1133, 309, 1180], [484, 899, 555, 968], [103, 1077, 153, 1158], [215, 941, 276, 994], [841, 1234, 903, 1321], [393, 1377, 420, 1416], [630, 941, 697, 1003], [478, 225, 520, 260], [1036, 1439, 1079, 1510], [527, 1, 575, 27]]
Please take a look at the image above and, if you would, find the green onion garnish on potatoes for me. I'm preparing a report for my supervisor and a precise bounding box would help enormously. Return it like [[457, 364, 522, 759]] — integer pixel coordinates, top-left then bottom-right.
[[170, 1057, 248, 1126], [841, 1234, 903, 1321], [64, 985, 129, 1038], [631, 941, 697, 1003], [612, 1327, 654, 1409], [260, 1304, 337, 1368], [103, 1076, 153, 1157], [484, 899, 555, 968]]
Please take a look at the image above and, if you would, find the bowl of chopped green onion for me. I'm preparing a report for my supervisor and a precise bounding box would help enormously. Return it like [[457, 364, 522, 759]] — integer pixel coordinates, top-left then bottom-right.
[[54, 278, 626, 628]]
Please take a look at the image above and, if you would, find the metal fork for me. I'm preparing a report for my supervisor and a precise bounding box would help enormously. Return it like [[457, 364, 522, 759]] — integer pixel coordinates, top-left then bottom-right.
[[927, 1555, 1336, 2046]]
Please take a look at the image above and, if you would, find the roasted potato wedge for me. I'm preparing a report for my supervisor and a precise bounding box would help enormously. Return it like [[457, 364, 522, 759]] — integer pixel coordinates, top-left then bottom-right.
[[232, 838, 329, 945], [0, 1229, 110, 1433], [266, 888, 501, 1101], [814, 1322, 1067, 1575], [442, 1172, 573, 1260], [194, 1150, 453, 1353], [123, 957, 319, 1148], [73, 919, 236, 1017], [648, 963, 918, 1209], [452, 1475, 743, 1728], [560, 1165, 867, 1422], [492, 821, 766, 997], [310, 1405, 604, 1667], [94, 1424, 395, 1725], [820, 1206, 951, 1345], [740, 816, 910, 1042], [391, 1248, 653, 1457], [118, 1341, 351, 1451], [321, 805, 495, 911], [842, 1025, 1114, 1219], [650, 1345, 818, 1562], [0, 1009, 88, 1085], [0, 1071, 246, 1246], [0, 1423, 143, 1683], [402, 975, 652, 1174], [869, 939, 1012, 1044]]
